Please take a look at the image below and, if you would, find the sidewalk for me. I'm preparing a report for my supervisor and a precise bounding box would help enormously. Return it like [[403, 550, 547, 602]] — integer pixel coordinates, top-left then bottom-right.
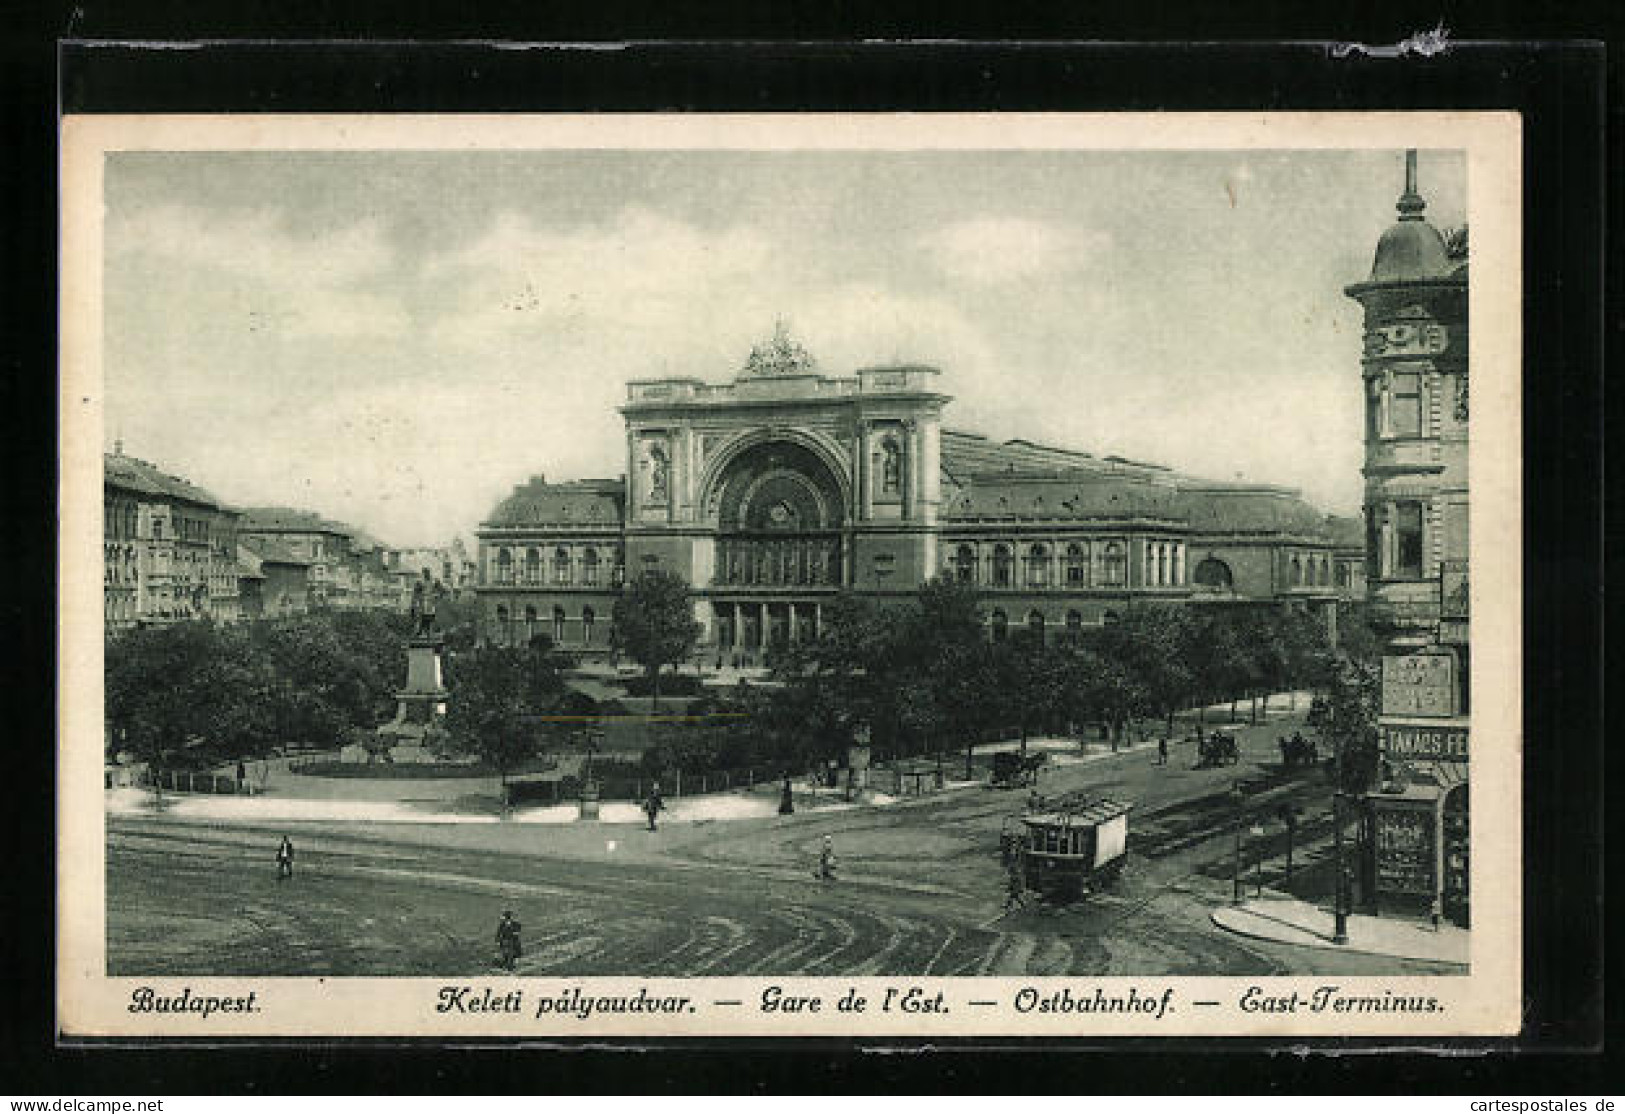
[[1210, 892, 1468, 965]]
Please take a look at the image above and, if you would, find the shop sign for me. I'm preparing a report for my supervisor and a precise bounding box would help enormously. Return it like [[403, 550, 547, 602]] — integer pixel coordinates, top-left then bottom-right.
[[1374, 806, 1435, 896], [1381, 652, 1458, 717], [1382, 724, 1469, 763]]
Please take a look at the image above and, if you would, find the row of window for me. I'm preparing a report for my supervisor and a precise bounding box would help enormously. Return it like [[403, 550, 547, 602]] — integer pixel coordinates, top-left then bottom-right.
[[491, 546, 619, 587], [491, 604, 600, 645], [1287, 552, 1335, 588], [987, 608, 1114, 642], [949, 541, 1138, 589]]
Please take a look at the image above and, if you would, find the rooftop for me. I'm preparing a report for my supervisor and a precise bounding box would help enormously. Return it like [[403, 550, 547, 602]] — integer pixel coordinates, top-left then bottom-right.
[[239, 506, 357, 538], [104, 450, 233, 512]]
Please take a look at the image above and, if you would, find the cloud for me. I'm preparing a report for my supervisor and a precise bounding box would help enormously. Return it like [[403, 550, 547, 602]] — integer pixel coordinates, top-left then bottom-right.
[[426, 205, 776, 349], [108, 203, 409, 339], [922, 216, 1111, 285]]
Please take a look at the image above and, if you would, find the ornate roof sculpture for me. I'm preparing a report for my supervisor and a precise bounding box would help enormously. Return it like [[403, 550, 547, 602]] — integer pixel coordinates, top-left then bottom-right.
[[739, 319, 818, 379]]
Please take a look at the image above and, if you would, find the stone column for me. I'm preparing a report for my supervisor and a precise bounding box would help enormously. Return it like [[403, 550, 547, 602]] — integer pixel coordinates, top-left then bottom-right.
[[902, 419, 917, 521], [788, 602, 798, 644], [860, 421, 874, 521], [731, 601, 740, 650]]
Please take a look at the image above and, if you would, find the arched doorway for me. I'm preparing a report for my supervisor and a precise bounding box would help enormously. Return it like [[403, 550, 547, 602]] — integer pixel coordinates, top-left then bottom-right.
[[711, 440, 846, 588]]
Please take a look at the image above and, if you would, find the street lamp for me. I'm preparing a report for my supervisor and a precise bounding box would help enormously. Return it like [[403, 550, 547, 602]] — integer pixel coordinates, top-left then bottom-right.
[[1230, 780, 1246, 905]]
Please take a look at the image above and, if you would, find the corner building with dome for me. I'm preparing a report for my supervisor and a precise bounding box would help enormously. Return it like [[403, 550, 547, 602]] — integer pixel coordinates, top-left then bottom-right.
[[476, 325, 1365, 659]]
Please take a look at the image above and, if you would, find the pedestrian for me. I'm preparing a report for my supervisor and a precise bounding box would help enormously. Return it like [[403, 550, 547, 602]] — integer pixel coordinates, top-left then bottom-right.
[[1157, 737, 1169, 766], [1004, 858, 1028, 911], [778, 775, 795, 816], [236, 760, 247, 793], [275, 835, 294, 881], [495, 910, 523, 971], [815, 835, 838, 881], [643, 784, 664, 832]]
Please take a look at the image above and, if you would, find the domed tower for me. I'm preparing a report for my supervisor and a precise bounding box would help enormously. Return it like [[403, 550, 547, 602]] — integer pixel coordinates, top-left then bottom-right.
[[1345, 150, 1469, 646]]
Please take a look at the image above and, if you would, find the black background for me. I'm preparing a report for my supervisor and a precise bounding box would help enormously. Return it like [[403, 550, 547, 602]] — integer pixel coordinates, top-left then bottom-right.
[[1, 4, 1611, 1095]]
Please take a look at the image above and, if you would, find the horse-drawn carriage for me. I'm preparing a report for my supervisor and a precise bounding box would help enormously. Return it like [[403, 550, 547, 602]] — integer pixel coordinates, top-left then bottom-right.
[[1277, 731, 1319, 768], [1008, 795, 1134, 903], [990, 749, 1048, 788], [1195, 731, 1241, 768]]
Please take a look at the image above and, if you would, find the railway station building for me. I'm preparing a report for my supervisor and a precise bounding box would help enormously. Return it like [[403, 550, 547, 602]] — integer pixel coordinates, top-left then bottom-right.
[[475, 324, 1363, 660]]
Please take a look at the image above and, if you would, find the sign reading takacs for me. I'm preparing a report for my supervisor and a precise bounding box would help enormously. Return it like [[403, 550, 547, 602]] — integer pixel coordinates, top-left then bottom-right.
[[1382, 723, 1469, 763]]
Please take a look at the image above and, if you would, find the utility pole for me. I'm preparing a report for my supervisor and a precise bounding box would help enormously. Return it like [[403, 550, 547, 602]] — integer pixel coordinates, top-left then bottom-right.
[[1332, 722, 1350, 944], [1231, 780, 1246, 905]]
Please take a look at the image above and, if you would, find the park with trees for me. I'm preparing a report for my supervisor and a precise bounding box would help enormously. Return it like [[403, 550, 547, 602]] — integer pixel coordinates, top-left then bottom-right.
[[105, 571, 1383, 809]]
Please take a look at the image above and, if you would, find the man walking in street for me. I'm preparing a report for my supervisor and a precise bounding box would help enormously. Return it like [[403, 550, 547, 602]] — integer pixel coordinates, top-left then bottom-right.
[[1004, 857, 1028, 911], [1157, 737, 1169, 766], [275, 835, 295, 881], [495, 910, 523, 971], [643, 783, 665, 831], [815, 835, 838, 881]]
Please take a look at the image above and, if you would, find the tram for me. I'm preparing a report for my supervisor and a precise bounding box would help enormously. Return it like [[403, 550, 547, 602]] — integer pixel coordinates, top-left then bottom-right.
[[1017, 797, 1135, 903]]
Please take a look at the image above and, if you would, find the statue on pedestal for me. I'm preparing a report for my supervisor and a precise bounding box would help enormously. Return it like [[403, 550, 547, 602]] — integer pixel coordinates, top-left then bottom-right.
[[410, 568, 443, 640]]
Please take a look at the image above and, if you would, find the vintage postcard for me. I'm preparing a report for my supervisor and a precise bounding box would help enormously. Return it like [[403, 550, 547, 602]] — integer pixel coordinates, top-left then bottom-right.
[[59, 112, 1522, 1038]]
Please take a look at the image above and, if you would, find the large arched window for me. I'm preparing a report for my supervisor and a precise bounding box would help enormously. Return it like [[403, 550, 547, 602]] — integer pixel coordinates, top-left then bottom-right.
[[582, 606, 595, 644], [1318, 555, 1331, 586], [553, 606, 566, 644], [1066, 543, 1088, 586], [1027, 610, 1046, 641], [1290, 555, 1303, 587], [1101, 542, 1126, 587], [990, 609, 1008, 642], [1065, 609, 1084, 640], [494, 604, 510, 644], [495, 548, 513, 585], [954, 543, 977, 584], [582, 548, 600, 586], [1026, 544, 1049, 588], [553, 547, 571, 585], [524, 605, 538, 638], [1193, 557, 1234, 590], [992, 545, 1013, 588], [524, 547, 540, 584]]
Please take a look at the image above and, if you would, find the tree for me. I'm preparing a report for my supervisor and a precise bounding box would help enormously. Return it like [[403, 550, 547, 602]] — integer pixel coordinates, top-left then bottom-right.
[[611, 570, 702, 707], [243, 610, 409, 748], [1320, 654, 1381, 795], [105, 622, 278, 805], [1095, 604, 1195, 736], [443, 642, 567, 810]]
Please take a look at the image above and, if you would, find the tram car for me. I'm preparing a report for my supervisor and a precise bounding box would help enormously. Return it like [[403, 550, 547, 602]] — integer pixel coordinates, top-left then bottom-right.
[[1017, 797, 1135, 903]]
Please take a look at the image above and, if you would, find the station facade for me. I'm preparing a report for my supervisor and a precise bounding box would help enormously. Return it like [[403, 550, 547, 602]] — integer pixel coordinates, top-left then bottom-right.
[[476, 325, 1361, 659]]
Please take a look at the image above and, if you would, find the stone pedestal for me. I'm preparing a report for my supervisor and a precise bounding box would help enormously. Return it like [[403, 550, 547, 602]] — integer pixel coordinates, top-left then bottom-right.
[[578, 783, 601, 820], [373, 638, 450, 762]]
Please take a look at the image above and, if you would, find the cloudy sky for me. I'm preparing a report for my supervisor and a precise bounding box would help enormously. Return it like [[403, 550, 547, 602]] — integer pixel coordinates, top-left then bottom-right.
[[104, 146, 1465, 547]]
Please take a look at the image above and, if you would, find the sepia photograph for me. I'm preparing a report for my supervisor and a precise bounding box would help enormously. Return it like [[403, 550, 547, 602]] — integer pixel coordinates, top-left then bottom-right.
[[57, 112, 1521, 1037]]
